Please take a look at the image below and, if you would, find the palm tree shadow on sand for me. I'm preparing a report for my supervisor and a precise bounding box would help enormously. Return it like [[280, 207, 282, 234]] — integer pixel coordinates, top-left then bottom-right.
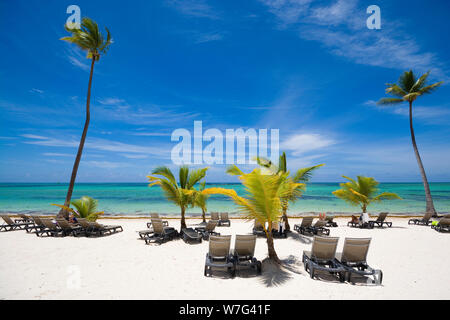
[[288, 232, 313, 244], [259, 255, 304, 287]]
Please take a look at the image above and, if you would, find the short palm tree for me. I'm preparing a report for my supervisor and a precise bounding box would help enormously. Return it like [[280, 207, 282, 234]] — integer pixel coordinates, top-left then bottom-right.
[[203, 167, 299, 263], [194, 181, 209, 223], [147, 166, 208, 230], [52, 196, 104, 221], [332, 176, 401, 213], [58, 17, 112, 218], [378, 70, 443, 217], [256, 152, 324, 231]]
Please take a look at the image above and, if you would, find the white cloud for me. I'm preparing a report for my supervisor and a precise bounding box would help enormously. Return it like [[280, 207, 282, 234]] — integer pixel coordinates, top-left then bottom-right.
[[194, 32, 225, 43], [165, 0, 219, 19], [20, 134, 168, 158], [260, 0, 448, 79], [121, 154, 148, 159], [259, 0, 312, 27], [366, 100, 450, 125], [42, 153, 73, 157], [281, 133, 335, 156], [98, 98, 126, 105], [83, 161, 132, 169], [30, 88, 44, 94]]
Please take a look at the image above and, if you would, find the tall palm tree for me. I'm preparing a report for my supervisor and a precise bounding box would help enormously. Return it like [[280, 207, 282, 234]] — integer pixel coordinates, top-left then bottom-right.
[[203, 167, 299, 263], [58, 17, 112, 218], [256, 152, 324, 231], [378, 70, 443, 217], [147, 166, 208, 230], [332, 176, 401, 213]]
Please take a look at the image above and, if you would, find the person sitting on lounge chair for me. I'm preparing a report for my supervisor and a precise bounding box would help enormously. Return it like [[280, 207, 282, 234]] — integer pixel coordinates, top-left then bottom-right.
[[69, 214, 78, 224]]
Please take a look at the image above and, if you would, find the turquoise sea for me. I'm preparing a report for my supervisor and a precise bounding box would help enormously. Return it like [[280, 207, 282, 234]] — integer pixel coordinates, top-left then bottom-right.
[[0, 183, 449, 216]]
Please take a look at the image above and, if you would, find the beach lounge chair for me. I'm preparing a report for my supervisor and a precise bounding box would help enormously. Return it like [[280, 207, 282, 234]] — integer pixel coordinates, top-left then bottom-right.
[[195, 220, 220, 240], [56, 218, 83, 237], [294, 217, 314, 234], [369, 212, 392, 228], [139, 218, 164, 239], [146, 213, 169, 228], [14, 213, 32, 224], [144, 219, 178, 244], [408, 211, 433, 226], [25, 216, 47, 233], [219, 212, 231, 227], [252, 219, 266, 237], [325, 214, 338, 227], [302, 236, 345, 282], [347, 215, 374, 229], [433, 218, 450, 233], [204, 235, 235, 278], [77, 218, 123, 237], [271, 221, 288, 238], [0, 214, 34, 232], [210, 212, 220, 224], [181, 227, 203, 243], [309, 220, 331, 236], [335, 238, 383, 284], [232, 235, 261, 275], [35, 218, 65, 237]]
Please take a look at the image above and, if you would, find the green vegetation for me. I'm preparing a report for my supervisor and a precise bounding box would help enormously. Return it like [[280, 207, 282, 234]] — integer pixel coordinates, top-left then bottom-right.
[[52, 196, 104, 221], [194, 181, 209, 223], [147, 166, 208, 230], [332, 176, 401, 213], [256, 152, 323, 231]]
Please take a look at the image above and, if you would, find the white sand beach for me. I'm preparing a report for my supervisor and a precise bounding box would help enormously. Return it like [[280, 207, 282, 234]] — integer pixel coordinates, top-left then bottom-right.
[[1, 217, 449, 300]]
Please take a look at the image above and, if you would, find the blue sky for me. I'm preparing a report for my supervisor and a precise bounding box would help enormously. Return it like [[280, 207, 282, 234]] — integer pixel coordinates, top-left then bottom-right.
[[1, 0, 450, 183]]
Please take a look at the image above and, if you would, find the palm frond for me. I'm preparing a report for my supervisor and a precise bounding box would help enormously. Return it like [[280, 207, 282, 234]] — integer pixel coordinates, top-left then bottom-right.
[[399, 70, 416, 92], [418, 81, 444, 95], [151, 166, 177, 187], [226, 165, 244, 176], [292, 164, 324, 183], [187, 167, 208, 189], [376, 98, 404, 105]]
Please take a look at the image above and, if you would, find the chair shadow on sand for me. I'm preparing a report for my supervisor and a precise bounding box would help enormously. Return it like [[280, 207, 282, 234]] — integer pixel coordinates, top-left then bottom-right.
[[259, 254, 380, 287]]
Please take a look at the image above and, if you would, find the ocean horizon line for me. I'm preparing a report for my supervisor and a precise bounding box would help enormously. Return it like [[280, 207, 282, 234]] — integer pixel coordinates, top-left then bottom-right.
[[2, 181, 450, 185]]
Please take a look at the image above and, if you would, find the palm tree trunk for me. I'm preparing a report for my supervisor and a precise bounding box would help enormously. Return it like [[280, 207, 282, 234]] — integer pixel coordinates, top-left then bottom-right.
[[282, 205, 290, 231], [202, 209, 206, 223], [409, 101, 437, 217], [266, 229, 280, 263], [58, 58, 96, 218], [180, 207, 187, 230]]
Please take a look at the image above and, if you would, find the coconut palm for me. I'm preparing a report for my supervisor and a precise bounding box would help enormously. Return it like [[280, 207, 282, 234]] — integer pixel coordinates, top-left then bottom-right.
[[147, 166, 208, 230], [377, 70, 443, 217], [52, 196, 104, 221], [194, 181, 209, 223], [255, 152, 324, 231], [203, 167, 300, 263], [58, 17, 112, 218], [332, 176, 401, 213]]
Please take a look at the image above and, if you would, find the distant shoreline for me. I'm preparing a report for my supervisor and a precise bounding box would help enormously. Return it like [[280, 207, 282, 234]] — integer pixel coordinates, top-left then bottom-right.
[[1, 211, 447, 218]]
